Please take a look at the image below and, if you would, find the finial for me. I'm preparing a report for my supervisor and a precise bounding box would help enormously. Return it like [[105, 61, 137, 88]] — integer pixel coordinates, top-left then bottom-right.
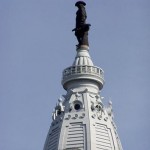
[[72, 1, 91, 48]]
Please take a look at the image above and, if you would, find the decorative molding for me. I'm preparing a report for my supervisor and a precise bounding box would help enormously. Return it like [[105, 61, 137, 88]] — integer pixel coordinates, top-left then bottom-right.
[[65, 113, 85, 120]]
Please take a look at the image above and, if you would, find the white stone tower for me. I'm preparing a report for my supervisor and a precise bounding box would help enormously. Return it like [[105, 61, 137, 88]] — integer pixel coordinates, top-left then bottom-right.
[[43, 2, 123, 150]]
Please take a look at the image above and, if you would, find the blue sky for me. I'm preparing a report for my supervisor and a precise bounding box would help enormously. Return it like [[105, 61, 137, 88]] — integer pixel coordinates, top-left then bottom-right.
[[0, 0, 150, 150]]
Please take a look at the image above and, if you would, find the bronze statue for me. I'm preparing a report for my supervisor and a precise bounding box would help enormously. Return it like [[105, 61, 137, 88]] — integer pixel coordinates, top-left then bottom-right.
[[72, 1, 91, 47]]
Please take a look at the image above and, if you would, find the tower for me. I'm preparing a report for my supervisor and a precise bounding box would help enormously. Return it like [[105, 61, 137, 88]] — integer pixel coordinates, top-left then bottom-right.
[[43, 1, 123, 150]]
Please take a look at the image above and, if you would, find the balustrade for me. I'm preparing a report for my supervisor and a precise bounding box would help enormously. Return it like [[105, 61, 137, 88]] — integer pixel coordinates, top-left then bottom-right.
[[62, 65, 104, 80]]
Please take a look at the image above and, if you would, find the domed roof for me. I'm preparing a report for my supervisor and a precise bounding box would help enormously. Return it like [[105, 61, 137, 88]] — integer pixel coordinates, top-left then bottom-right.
[[72, 48, 94, 66]]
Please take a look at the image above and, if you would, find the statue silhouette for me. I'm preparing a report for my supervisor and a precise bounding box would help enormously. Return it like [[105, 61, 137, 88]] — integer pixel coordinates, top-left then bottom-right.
[[72, 1, 91, 47]]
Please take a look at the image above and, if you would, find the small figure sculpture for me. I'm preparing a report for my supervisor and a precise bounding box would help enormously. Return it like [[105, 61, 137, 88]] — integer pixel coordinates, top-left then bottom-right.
[[58, 98, 65, 112], [72, 1, 91, 47], [106, 101, 114, 120], [52, 109, 56, 121], [53, 98, 65, 119]]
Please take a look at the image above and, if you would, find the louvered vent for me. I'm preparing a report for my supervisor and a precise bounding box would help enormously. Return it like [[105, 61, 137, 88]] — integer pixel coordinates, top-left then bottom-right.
[[47, 126, 60, 150], [95, 123, 113, 150], [64, 122, 85, 150]]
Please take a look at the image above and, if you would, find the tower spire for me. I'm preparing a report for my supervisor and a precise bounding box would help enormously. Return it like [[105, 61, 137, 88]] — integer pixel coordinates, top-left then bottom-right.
[[43, 2, 123, 150]]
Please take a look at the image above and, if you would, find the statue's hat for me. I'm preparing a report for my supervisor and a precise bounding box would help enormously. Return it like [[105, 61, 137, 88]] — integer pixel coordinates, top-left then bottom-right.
[[75, 1, 86, 6]]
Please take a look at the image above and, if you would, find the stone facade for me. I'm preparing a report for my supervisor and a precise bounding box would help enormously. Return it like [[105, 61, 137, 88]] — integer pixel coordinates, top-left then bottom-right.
[[43, 46, 123, 150]]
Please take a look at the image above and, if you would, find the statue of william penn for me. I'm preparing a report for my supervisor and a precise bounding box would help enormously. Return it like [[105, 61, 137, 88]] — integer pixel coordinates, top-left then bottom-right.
[[72, 1, 91, 47]]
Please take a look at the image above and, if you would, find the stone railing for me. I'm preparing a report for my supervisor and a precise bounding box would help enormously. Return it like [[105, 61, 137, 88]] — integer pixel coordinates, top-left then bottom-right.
[[62, 65, 104, 80]]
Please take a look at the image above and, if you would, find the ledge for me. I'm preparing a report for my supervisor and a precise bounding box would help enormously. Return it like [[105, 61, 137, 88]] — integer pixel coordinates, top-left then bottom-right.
[[62, 65, 104, 90]]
